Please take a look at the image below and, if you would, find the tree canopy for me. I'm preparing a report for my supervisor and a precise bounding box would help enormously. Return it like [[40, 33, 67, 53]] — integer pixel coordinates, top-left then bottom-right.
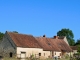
[[0, 32, 4, 40], [74, 39, 80, 53], [13, 31, 18, 33], [57, 28, 75, 46], [0, 31, 18, 42], [75, 39, 80, 46]]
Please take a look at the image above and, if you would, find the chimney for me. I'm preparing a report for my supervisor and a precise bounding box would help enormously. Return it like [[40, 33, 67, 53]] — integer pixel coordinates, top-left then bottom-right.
[[53, 36, 59, 39], [43, 35, 46, 37]]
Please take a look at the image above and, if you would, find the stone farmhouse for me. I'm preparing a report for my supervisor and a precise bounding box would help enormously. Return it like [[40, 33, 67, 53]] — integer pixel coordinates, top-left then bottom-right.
[[0, 31, 73, 59]]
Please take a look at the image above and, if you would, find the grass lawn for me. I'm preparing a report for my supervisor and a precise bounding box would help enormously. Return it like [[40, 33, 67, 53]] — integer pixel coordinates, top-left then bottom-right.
[[4, 57, 17, 60]]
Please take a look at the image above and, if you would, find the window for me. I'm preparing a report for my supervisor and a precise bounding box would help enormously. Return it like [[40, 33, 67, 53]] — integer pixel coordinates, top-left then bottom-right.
[[44, 53, 45, 56], [21, 52, 26, 53], [55, 52, 56, 55], [39, 53, 41, 56]]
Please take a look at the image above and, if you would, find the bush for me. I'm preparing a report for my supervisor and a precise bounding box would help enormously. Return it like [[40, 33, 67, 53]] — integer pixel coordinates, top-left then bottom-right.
[[73, 53, 80, 60], [65, 54, 69, 59]]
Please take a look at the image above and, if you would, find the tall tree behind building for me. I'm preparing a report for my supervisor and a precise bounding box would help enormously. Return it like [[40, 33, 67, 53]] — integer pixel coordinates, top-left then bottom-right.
[[13, 31, 18, 33], [57, 28, 75, 46], [75, 39, 80, 53]]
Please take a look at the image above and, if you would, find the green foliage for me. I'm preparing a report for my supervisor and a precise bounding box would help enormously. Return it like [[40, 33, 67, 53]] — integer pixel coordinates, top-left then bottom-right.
[[65, 54, 69, 59], [57, 28, 75, 46], [69, 39, 75, 46], [74, 53, 80, 60], [13, 31, 18, 33], [75, 39, 80, 46], [0, 32, 4, 40], [77, 46, 80, 53], [75, 39, 80, 53], [30, 54, 35, 60]]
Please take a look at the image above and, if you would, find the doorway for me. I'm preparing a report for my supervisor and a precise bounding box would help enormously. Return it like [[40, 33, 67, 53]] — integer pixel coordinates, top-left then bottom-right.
[[39, 53, 41, 56], [21, 52, 26, 58], [10, 52, 13, 57]]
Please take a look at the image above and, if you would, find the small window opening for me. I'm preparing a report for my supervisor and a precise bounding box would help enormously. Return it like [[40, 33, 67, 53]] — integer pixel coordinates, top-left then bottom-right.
[[39, 53, 41, 56], [44, 53, 45, 56], [55, 52, 56, 55]]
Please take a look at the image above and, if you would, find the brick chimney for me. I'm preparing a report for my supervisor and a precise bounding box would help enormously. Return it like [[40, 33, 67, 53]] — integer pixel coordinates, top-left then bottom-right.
[[53, 36, 59, 39], [43, 35, 46, 37]]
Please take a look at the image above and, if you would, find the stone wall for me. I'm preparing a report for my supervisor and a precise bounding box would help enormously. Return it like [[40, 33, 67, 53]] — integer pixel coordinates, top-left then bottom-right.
[[0, 32, 16, 57]]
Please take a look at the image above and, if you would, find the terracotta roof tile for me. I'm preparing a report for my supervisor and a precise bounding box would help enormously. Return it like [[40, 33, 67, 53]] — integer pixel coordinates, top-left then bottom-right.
[[6, 31, 72, 52], [35, 37, 72, 52], [7, 32, 41, 48], [35, 37, 61, 51], [58, 36, 65, 39], [70, 46, 78, 50], [52, 39, 72, 52]]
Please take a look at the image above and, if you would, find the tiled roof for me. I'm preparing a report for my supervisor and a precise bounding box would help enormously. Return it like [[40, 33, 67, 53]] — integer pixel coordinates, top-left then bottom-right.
[[52, 39, 72, 52], [51, 36, 65, 40], [35, 37, 72, 52], [7, 32, 41, 48], [70, 46, 78, 50], [58, 36, 65, 39], [6, 31, 72, 52], [35, 37, 61, 51]]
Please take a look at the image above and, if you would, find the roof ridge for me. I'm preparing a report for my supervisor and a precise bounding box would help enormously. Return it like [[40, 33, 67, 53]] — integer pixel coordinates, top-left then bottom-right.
[[6, 31, 33, 36], [6, 31, 42, 48]]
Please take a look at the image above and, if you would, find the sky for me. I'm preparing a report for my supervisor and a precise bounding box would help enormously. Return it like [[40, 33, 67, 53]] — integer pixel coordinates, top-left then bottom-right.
[[0, 0, 80, 41]]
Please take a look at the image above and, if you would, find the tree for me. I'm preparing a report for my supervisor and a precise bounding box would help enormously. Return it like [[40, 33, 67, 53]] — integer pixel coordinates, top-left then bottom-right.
[[75, 39, 80, 53], [77, 46, 80, 53], [75, 39, 80, 46], [0, 32, 4, 40], [57, 28, 75, 46], [13, 31, 18, 33]]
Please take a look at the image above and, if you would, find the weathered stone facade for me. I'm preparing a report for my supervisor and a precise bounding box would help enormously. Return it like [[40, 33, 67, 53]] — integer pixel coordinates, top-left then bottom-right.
[[0, 32, 16, 57]]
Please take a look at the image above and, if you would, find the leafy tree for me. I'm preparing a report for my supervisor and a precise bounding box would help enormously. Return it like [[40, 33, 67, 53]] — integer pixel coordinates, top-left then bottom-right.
[[57, 28, 75, 46], [77, 46, 80, 53], [69, 39, 75, 46], [0, 32, 4, 40], [74, 39, 80, 53], [13, 31, 18, 33], [75, 39, 80, 46]]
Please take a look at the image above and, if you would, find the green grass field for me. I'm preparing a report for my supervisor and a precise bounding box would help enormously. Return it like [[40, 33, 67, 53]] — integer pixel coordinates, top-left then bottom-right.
[[3, 57, 71, 60]]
